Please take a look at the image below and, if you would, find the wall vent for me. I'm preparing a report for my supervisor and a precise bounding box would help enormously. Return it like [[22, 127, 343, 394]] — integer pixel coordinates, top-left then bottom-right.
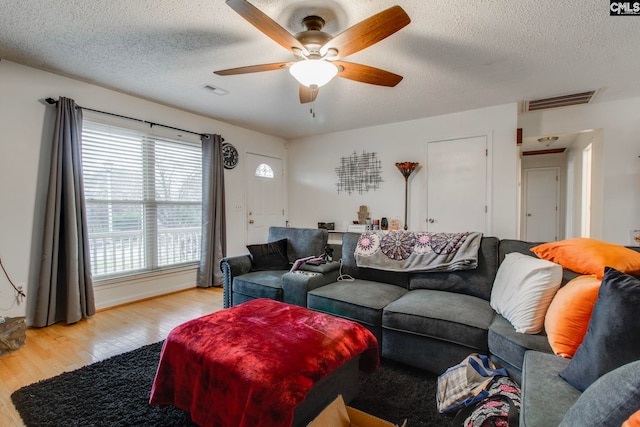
[[524, 90, 597, 112]]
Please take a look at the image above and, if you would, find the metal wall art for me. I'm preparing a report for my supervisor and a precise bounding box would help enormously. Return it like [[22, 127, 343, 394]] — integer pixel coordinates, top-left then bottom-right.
[[335, 150, 383, 195]]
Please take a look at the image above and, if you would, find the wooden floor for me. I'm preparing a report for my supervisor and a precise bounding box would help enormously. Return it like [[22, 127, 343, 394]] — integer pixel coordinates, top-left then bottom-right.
[[0, 287, 224, 427]]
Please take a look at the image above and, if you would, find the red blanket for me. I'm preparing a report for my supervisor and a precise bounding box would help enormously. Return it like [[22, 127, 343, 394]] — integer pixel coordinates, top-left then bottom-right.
[[149, 298, 379, 427]]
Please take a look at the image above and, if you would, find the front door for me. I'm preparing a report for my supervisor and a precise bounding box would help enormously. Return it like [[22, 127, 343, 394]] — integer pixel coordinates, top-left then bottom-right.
[[246, 153, 285, 244]]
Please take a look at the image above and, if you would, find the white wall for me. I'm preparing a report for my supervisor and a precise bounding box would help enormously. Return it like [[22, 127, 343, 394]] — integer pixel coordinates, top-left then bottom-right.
[[519, 98, 640, 245], [4, 58, 638, 321], [286, 103, 519, 238], [0, 60, 287, 320]]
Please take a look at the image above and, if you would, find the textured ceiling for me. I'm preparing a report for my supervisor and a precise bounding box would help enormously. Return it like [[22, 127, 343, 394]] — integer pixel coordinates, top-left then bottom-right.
[[1, 0, 639, 140]]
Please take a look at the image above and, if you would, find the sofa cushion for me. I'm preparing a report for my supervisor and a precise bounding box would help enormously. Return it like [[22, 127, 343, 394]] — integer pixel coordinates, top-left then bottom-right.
[[409, 236, 499, 301], [307, 280, 408, 327], [488, 314, 552, 380], [559, 360, 640, 427], [340, 232, 409, 288], [232, 270, 287, 301], [247, 238, 290, 271], [531, 238, 640, 278], [498, 239, 580, 285], [268, 227, 328, 264], [560, 267, 640, 392], [544, 275, 600, 358], [520, 351, 579, 427], [623, 410, 640, 427], [490, 252, 562, 334], [498, 239, 543, 261], [383, 289, 494, 351]]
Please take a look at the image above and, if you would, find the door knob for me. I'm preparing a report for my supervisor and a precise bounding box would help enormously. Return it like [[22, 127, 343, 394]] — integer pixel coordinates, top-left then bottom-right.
[[428, 218, 435, 223], [249, 219, 255, 224], [527, 213, 532, 217]]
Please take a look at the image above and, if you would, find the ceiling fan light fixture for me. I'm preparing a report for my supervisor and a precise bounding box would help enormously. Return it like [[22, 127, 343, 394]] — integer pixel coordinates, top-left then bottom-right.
[[289, 59, 338, 88]]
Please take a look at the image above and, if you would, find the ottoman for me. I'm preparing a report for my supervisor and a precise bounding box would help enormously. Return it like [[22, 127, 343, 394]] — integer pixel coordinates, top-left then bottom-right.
[[149, 298, 379, 427]]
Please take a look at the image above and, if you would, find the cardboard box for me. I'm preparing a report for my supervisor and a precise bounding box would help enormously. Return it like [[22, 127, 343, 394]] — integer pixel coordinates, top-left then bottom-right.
[[308, 395, 407, 427]]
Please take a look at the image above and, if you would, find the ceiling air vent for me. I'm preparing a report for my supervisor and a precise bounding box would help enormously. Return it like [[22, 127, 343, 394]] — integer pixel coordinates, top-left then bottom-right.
[[524, 90, 597, 112], [202, 84, 229, 96]]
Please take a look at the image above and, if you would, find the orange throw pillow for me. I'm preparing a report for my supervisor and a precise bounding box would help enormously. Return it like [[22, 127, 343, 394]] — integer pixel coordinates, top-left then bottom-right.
[[544, 275, 601, 358], [530, 238, 640, 279], [623, 410, 640, 427]]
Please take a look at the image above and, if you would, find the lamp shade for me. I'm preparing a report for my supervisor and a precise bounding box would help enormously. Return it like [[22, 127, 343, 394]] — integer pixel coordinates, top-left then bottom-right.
[[289, 60, 338, 88]]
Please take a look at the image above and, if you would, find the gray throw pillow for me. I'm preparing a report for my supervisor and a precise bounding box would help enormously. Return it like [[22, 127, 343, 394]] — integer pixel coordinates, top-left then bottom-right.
[[559, 267, 640, 392], [559, 360, 640, 427]]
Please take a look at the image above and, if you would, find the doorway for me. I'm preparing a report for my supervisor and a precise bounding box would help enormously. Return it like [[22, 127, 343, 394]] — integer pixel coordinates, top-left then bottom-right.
[[523, 167, 560, 241], [246, 153, 285, 244], [518, 129, 602, 241]]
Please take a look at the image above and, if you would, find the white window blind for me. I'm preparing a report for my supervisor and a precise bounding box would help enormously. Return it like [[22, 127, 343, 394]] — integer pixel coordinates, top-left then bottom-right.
[[81, 120, 202, 280]]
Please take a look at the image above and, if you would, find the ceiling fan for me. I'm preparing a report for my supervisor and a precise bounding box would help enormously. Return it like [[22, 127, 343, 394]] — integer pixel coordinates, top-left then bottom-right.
[[214, 0, 411, 104]]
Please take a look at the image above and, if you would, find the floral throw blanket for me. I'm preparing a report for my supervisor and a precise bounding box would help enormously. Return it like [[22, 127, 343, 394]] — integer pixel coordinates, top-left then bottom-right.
[[355, 230, 483, 272]]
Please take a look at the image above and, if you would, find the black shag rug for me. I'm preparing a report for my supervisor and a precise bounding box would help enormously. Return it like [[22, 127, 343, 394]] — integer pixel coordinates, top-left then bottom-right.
[[11, 341, 451, 426]]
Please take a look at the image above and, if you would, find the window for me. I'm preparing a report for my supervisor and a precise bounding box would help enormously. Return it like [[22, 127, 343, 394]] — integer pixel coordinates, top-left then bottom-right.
[[81, 120, 202, 280], [255, 163, 274, 178], [581, 143, 592, 237]]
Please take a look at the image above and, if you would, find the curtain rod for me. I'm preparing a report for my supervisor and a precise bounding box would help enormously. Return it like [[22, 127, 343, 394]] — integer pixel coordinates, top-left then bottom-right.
[[44, 97, 210, 139]]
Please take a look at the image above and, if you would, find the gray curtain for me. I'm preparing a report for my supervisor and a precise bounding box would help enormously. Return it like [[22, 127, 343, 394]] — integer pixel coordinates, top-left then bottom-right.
[[32, 97, 95, 327], [197, 134, 226, 287]]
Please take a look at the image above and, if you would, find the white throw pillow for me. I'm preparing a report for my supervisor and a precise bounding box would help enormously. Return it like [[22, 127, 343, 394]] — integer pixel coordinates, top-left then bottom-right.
[[490, 252, 563, 334]]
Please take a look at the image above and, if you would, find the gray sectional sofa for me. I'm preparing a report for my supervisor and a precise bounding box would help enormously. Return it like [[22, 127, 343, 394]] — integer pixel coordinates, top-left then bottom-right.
[[307, 234, 566, 380], [220, 227, 640, 425]]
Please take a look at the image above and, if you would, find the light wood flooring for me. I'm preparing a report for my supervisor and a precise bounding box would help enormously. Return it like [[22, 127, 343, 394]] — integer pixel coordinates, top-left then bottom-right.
[[0, 287, 224, 427]]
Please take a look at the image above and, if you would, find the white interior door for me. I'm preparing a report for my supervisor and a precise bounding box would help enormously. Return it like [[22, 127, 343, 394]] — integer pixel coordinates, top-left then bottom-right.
[[524, 167, 559, 241], [246, 153, 285, 244], [426, 136, 488, 233]]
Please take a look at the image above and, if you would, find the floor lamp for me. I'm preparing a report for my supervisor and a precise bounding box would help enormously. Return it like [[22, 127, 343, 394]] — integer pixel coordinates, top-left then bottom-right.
[[395, 162, 419, 230]]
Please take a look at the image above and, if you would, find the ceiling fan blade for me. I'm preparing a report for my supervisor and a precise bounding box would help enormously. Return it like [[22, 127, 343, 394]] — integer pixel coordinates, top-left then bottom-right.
[[214, 62, 293, 76], [321, 5, 410, 59], [226, 0, 306, 54], [334, 61, 403, 87], [299, 85, 319, 104]]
